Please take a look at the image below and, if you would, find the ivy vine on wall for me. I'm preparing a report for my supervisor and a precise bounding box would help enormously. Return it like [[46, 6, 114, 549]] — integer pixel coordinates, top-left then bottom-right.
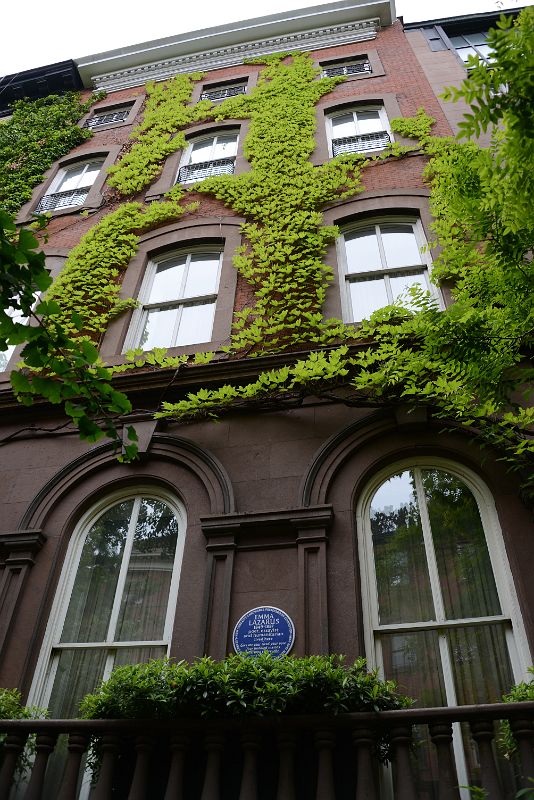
[[13, 13, 534, 488]]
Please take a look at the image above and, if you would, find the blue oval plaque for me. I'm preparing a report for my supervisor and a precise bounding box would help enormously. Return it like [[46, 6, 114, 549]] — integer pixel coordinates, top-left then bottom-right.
[[233, 606, 295, 657]]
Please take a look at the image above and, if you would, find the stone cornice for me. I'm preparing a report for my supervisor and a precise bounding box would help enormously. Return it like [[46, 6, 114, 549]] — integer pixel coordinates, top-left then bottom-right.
[[88, 19, 380, 93]]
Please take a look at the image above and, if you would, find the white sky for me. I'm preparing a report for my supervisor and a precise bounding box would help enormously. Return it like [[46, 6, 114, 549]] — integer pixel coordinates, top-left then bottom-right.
[[1, 0, 530, 78]]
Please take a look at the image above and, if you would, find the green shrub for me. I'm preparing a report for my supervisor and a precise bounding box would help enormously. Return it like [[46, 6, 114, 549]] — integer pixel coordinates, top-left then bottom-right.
[[80, 653, 409, 721], [499, 667, 534, 758]]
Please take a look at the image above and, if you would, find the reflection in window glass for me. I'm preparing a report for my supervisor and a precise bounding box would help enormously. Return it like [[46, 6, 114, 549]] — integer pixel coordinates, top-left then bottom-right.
[[176, 302, 216, 346], [349, 277, 388, 321], [345, 229, 382, 272], [149, 259, 186, 303]]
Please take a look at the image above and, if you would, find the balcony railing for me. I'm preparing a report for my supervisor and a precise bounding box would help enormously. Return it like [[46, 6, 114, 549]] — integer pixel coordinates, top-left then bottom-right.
[[83, 109, 130, 128], [1, 701, 533, 799], [321, 61, 372, 78], [177, 157, 236, 184], [332, 130, 391, 156], [200, 85, 246, 101], [34, 186, 91, 213]]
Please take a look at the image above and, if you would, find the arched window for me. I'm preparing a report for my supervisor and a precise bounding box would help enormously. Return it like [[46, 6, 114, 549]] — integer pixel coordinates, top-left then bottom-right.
[[32, 490, 186, 718], [177, 130, 239, 184], [337, 217, 436, 322], [124, 246, 223, 351], [327, 106, 391, 156], [357, 461, 530, 795], [35, 158, 105, 212]]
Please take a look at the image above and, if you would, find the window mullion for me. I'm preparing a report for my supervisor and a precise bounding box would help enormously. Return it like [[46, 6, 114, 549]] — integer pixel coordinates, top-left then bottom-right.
[[414, 468, 446, 621], [105, 497, 140, 643]]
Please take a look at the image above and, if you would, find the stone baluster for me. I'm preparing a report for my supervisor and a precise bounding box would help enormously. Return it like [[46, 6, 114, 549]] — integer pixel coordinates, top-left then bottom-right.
[[164, 733, 188, 800], [510, 718, 534, 788], [353, 726, 377, 800], [314, 729, 336, 800], [239, 731, 260, 800], [23, 732, 58, 800], [93, 733, 121, 800], [128, 734, 154, 800], [469, 721, 503, 799], [0, 732, 29, 798], [200, 732, 224, 800], [58, 732, 90, 800], [276, 731, 296, 800], [390, 724, 418, 800], [429, 722, 460, 800]]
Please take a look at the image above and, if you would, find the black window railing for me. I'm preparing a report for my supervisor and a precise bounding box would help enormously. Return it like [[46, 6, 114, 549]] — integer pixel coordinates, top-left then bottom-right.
[[200, 85, 246, 102], [321, 60, 372, 78], [332, 130, 390, 156], [35, 186, 92, 213], [177, 157, 236, 184], [83, 109, 130, 128]]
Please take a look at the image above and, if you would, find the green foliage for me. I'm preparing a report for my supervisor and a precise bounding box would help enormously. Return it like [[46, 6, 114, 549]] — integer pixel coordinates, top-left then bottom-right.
[[0, 92, 102, 215], [442, 8, 534, 237], [80, 653, 409, 759], [0, 210, 137, 454], [499, 667, 534, 758]]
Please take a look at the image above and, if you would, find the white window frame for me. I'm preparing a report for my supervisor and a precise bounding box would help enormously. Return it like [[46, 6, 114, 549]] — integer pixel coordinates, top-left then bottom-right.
[[123, 247, 223, 352], [36, 158, 104, 212], [177, 130, 239, 185], [29, 486, 187, 712], [356, 457, 532, 799], [327, 106, 392, 157], [336, 217, 438, 323]]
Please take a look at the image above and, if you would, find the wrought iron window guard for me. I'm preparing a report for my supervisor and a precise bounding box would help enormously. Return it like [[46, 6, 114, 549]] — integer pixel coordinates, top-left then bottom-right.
[[332, 130, 390, 156], [83, 109, 130, 128], [200, 85, 246, 102], [177, 157, 236, 184], [35, 186, 92, 213], [321, 60, 372, 78]]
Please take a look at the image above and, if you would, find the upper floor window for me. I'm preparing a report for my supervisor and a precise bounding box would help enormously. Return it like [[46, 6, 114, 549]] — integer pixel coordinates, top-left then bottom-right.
[[200, 82, 247, 102], [320, 57, 372, 78], [339, 219, 432, 322], [126, 248, 222, 351], [449, 32, 493, 64], [177, 131, 239, 184], [83, 105, 133, 129], [35, 158, 104, 213], [328, 107, 391, 156], [32, 491, 186, 718]]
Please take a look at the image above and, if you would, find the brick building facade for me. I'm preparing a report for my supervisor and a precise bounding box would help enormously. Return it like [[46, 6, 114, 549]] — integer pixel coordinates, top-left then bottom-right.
[[0, 2, 532, 798]]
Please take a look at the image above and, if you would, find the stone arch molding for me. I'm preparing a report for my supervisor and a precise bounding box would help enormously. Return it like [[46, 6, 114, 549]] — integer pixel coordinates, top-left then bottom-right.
[[19, 433, 235, 530]]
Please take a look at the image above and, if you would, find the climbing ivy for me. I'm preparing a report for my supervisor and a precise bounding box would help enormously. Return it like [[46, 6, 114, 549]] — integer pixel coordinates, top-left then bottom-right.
[[0, 92, 102, 215], [4, 10, 532, 484]]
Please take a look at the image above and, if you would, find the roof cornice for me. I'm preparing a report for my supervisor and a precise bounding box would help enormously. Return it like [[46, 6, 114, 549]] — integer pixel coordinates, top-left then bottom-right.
[[75, 0, 395, 92]]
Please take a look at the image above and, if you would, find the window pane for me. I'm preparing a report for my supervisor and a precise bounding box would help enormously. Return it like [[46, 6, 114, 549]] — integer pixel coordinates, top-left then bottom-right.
[[189, 137, 215, 163], [349, 277, 389, 321], [57, 164, 86, 192], [356, 110, 382, 134], [381, 225, 422, 268], [83, 162, 103, 186], [448, 624, 514, 704], [371, 471, 435, 624], [213, 134, 238, 158], [114, 645, 167, 666], [148, 258, 186, 303], [115, 499, 179, 641], [457, 46, 478, 63], [61, 500, 133, 643], [467, 32, 488, 45], [176, 302, 215, 345], [183, 254, 220, 298], [381, 630, 446, 705], [140, 307, 179, 350], [344, 228, 382, 273], [331, 113, 357, 138], [476, 44, 493, 60], [48, 648, 107, 718], [449, 35, 468, 47], [422, 470, 501, 619], [390, 271, 427, 309]]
